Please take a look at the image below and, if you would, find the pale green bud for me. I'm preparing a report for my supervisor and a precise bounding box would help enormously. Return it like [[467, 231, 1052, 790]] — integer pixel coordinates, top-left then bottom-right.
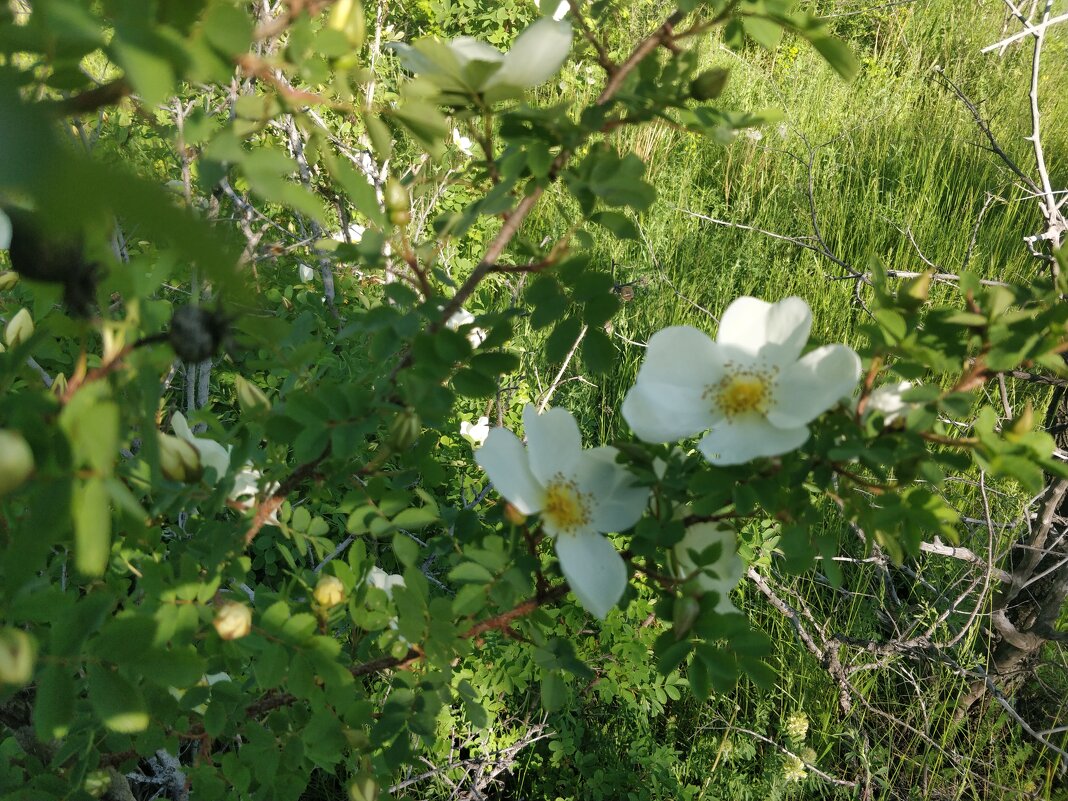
[[349, 773, 379, 801], [388, 408, 421, 451], [235, 375, 271, 415], [50, 372, 68, 398], [4, 308, 33, 348], [0, 628, 35, 686], [158, 432, 203, 483], [384, 179, 410, 226], [0, 271, 19, 291], [0, 429, 34, 496]]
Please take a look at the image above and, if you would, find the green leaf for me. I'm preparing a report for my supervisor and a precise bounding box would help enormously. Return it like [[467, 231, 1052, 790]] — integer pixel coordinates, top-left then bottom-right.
[[742, 16, 784, 49], [540, 672, 566, 712], [87, 666, 149, 733], [392, 532, 420, 567], [33, 665, 75, 740], [810, 36, 860, 81], [590, 210, 639, 241], [545, 317, 584, 364], [392, 506, 439, 530], [73, 478, 111, 577], [452, 368, 497, 398], [581, 328, 616, 375]]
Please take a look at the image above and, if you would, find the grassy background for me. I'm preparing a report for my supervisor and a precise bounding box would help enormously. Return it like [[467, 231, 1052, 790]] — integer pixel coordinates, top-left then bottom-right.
[[495, 0, 1068, 798]]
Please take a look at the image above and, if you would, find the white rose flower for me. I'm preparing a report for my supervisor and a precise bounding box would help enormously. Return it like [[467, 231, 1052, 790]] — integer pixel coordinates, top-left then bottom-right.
[[298, 263, 315, 283], [445, 306, 487, 348], [460, 416, 491, 447], [863, 381, 914, 425], [673, 522, 744, 614], [171, 412, 231, 480], [367, 566, 406, 597], [393, 17, 572, 100], [622, 296, 861, 465], [452, 129, 475, 156], [475, 404, 649, 618]]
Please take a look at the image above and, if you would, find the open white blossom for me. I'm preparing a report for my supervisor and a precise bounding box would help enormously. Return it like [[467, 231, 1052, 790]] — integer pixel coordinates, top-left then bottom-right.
[[367, 566, 406, 597], [673, 523, 744, 614], [460, 416, 491, 447], [298, 263, 315, 283], [622, 296, 861, 465], [475, 404, 649, 618], [392, 17, 572, 100], [863, 381, 914, 425]]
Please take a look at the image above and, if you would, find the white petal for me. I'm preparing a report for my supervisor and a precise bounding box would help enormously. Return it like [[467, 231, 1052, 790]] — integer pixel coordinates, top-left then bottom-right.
[[523, 404, 582, 484], [0, 209, 10, 250], [171, 415, 231, 482], [674, 523, 744, 613], [621, 326, 724, 443], [575, 447, 649, 533], [717, 296, 811, 364], [485, 18, 572, 90], [697, 418, 810, 465], [475, 428, 544, 515], [554, 530, 627, 619], [766, 344, 861, 428]]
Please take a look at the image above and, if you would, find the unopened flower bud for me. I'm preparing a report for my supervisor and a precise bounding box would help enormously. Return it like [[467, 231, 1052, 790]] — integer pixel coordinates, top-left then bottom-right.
[[388, 408, 421, 451], [0, 429, 34, 496], [502, 503, 527, 527], [83, 770, 112, 799], [349, 773, 379, 801], [213, 601, 253, 640], [236, 375, 272, 415], [0, 271, 19, 291], [905, 269, 933, 303], [329, 0, 365, 48], [1009, 402, 1035, 437], [689, 67, 729, 101], [314, 575, 346, 609], [50, 372, 68, 397], [4, 308, 33, 348], [0, 628, 35, 686], [384, 178, 410, 226], [158, 432, 203, 483]]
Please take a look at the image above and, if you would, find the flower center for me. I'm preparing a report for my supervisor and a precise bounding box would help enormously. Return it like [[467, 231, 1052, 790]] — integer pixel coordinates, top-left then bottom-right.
[[542, 477, 591, 534], [709, 366, 777, 419]]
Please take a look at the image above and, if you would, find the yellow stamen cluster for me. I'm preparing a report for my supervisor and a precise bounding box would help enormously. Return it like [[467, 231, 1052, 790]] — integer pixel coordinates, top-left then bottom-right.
[[709, 365, 777, 418], [543, 476, 591, 533]]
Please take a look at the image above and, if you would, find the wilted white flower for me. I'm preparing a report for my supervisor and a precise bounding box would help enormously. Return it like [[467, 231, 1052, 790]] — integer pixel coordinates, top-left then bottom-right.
[[393, 17, 573, 101], [460, 416, 491, 447], [212, 602, 252, 640], [622, 296, 861, 465], [475, 404, 649, 618], [673, 522, 744, 614]]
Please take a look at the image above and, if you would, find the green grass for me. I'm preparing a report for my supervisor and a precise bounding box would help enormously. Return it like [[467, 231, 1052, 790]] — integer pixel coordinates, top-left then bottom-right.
[[500, 1, 1068, 798]]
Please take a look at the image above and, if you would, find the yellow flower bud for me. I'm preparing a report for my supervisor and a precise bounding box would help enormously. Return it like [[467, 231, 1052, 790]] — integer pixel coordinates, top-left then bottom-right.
[[0, 429, 34, 496], [328, 0, 365, 48], [213, 601, 253, 640], [158, 432, 204, 483], [235, 375, 272, 415], [4, 308, 34, 348], [0, 628, 35, 686], [0, 271, 19, 291], [313, 575, 346, 609], [83, 770, 112, 799]]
